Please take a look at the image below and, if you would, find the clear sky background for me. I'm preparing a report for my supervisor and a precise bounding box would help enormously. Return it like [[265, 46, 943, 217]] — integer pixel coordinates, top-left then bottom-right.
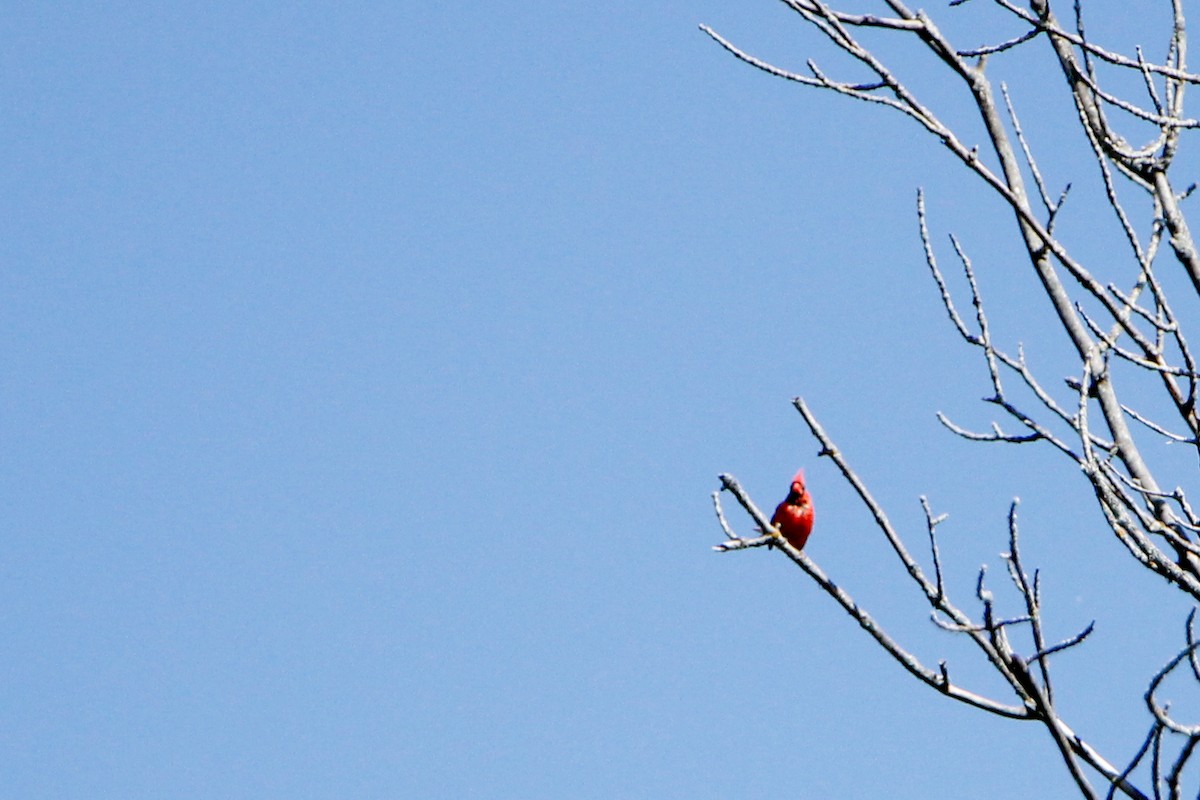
[[5, 2, 1199, 798]]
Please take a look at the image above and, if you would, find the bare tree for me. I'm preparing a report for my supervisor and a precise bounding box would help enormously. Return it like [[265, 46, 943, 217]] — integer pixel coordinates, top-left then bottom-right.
[[705, 2, 1200, 797]]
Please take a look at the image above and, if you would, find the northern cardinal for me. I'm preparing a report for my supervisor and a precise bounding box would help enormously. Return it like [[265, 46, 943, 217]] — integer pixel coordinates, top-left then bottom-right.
[[771, 469, 814, 550]]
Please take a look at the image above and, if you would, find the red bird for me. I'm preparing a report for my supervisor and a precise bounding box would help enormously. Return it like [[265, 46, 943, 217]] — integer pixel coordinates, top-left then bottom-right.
[[771, 469, 814, 550]]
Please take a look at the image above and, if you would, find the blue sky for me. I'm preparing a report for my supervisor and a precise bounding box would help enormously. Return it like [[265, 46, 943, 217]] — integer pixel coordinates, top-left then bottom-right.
[[4, 2, 1196, 797]]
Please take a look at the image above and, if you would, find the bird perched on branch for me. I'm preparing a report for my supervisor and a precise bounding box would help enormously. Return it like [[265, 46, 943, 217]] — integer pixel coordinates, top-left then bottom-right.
[[771, 469, 814, 550]]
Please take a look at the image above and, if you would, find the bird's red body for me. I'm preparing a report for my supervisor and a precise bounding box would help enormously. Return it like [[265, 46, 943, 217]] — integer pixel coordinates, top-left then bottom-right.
[[771, 469, 814, 550]]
